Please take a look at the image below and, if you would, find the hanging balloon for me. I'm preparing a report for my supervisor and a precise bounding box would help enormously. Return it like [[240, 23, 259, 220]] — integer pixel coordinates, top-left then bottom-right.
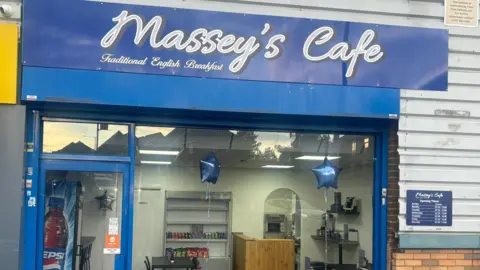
[[311, 157, 342, 270], [200, 152, 220, 184], [95, 190, 116, 211], [311, 157, 342, 189], [200, 152, 220, 270]]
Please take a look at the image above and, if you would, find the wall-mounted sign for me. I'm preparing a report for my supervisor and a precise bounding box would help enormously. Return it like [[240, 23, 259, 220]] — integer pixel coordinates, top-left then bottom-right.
[[0, 24, 18, 104], [406, 190, 453, 226], [444, 0, 479, 27], [23, 0, 448, 91]]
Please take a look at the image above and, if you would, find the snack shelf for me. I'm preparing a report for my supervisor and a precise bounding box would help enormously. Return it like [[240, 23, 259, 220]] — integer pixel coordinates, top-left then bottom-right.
[[166, 239, 228, 243], [164, 191, 232, 270]]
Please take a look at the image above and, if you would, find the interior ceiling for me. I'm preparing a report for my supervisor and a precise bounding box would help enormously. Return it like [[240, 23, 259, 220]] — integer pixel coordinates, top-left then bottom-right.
[[53, 127, 375, 169], [135, 128, 375, 169]]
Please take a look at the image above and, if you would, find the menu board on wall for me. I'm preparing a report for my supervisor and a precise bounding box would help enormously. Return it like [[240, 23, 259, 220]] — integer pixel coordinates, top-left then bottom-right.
[[406, 190, 452, 226]]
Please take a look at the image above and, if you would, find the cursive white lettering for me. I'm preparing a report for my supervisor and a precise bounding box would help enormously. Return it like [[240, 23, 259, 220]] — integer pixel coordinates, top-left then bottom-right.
[[303, 27, 384, 78], [185, 60, 224, 72], [151, 57, 180, 69], [102, 10, 261, 74], [100, 53, 148, 65], [101, 11, 385, 77], [265, 34, 286, 59]]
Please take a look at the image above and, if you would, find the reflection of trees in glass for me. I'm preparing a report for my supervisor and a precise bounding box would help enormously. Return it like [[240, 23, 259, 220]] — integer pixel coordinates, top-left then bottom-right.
[[251, 132, 343, 162], [260, 147, 278, 161], [252, 132, 296, 162], [50, 123, 359, 166], [236, 131, 261, 153], [318, 134, 340, 155]]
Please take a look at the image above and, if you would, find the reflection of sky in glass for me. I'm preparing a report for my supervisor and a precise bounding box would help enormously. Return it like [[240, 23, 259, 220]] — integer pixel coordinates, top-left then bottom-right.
[[43, 122, 128, 152], [254, 132, 294, 159], [136, 126, 175, 137], [43, 122, 364, 160]]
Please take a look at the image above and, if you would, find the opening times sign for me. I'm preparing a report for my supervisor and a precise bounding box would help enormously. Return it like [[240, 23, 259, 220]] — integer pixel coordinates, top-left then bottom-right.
[[406, 190, 453, 227]]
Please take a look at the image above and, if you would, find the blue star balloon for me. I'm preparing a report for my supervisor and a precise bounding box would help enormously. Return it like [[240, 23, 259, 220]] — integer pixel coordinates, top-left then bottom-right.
[[200, 152, 220, 184], [311, 157, 342, 189], [95, 190, 116, 211]]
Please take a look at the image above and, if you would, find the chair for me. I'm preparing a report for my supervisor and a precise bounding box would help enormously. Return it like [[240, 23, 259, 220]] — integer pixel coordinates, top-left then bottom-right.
[[144, 256, 151, 270], [81, 244, 92, 270], [192, 257, 200, 270]]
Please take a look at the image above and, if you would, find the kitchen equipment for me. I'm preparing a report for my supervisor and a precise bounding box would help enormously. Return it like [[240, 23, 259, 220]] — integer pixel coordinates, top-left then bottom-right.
[[330, 192, 343, 213], [264, 214, 287, 238], [349, 228, 359, 242], [344, 197, 358, 213], [320, 213, 336, 236], [343, 224, 349, 241], [357, 249, 368, 269]]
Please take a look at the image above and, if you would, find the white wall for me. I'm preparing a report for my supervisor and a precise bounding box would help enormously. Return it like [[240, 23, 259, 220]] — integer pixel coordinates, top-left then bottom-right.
[[264, 188, 294, 217], [132, 164, 373, 270]]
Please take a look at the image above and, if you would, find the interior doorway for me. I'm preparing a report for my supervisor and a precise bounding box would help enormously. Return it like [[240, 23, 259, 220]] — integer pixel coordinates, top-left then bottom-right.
[[264, 188, 302, 269]]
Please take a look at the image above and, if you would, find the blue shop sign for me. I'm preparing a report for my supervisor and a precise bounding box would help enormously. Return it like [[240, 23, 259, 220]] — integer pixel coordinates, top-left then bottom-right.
[[23, 0, 448, 91]]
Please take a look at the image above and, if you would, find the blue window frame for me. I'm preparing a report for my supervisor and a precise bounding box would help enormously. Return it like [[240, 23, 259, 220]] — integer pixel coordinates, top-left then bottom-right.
[[23, 108, 389, 270]]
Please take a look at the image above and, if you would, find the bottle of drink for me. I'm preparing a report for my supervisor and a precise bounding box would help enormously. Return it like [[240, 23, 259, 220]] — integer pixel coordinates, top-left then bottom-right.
[[43, 197, 68, 270]]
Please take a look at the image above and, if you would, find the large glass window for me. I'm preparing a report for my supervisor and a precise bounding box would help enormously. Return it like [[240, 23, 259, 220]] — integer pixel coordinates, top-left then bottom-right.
[[133, 126, 375, 270], [42, 121, 129, 156]]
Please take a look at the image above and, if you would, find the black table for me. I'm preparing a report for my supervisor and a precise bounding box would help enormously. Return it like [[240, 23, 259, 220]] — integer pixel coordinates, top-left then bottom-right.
[[80, 236, 96, 247], [151, 256, 195, 269]]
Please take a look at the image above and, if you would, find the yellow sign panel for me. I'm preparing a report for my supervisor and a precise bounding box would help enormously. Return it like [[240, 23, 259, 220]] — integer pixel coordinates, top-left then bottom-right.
[[0, 24, 18, 104]]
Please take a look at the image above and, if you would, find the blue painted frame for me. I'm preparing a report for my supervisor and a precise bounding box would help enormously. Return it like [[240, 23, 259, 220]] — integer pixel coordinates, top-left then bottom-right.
[[22, 67, 400, 119], [23, 110, 41, 270], [23, 108, 390, 270]]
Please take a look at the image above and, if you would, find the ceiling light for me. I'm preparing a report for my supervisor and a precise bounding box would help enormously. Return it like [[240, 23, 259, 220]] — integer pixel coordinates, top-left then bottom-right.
[[140, 161, 172, 165], [262, 165, 294, 169], [139, 150, 179, 155], [364, 137, 370, 149], [295, 156, 341, 160]]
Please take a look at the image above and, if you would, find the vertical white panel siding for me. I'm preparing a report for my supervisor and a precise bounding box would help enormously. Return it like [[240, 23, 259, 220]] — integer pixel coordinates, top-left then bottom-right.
[[97, 0, 480, 234]]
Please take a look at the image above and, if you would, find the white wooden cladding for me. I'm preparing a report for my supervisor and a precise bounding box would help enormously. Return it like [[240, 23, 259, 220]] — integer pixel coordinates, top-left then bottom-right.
[[96, 0, 480, 233]]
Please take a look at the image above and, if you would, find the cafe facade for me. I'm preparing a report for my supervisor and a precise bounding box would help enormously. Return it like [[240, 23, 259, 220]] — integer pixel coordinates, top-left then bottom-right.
[[20, 0, 480, 270]]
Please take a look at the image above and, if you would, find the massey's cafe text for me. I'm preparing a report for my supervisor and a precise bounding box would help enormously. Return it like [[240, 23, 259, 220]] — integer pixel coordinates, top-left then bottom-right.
[[99, 10, 384, 76]]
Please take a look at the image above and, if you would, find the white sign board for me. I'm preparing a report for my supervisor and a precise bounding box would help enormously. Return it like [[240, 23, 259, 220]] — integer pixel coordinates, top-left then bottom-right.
[[445, 0, 479, 27], [104, 217, 120, 254], [108, 217, 119, 235]]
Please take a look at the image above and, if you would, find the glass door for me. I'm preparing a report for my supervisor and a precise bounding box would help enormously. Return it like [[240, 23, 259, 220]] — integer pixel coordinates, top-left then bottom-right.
[[37, 160, 130, 270]]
